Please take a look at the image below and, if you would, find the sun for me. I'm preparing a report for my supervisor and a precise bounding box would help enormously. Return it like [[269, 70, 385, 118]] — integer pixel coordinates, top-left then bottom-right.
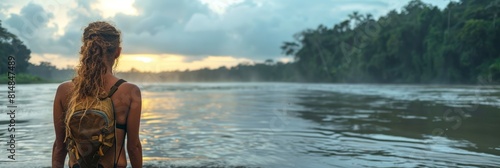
[[134, 56, 153, 63]]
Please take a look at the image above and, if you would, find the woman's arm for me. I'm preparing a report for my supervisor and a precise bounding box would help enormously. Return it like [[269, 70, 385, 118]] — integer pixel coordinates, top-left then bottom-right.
[[52, 83, 68, 168], [127, 84, 143, 168]]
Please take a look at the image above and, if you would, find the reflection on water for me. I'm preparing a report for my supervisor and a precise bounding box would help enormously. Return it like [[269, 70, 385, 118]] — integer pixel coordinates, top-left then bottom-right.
[[0, 83, 499, 167]]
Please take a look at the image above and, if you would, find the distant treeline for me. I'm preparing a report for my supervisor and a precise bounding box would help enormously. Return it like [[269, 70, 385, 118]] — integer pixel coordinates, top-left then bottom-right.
[[116, 61, 304, 82], [21, 60, 306, 83], [27, 62, 74, 82], [281, 0, 500, 84]]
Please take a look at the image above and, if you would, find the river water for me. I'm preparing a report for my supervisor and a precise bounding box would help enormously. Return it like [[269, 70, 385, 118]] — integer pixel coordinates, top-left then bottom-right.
[[0, 83, 499, 167]]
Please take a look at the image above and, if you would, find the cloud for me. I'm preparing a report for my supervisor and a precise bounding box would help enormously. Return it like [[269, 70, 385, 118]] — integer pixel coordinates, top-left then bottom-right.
[[5, 3, 54, 38], [1, 0, 452, 63], [0, 3, 11, 19], [109, 0, 408, 59], [109, 0, 329, 58], [112, 0, 210, 35], [4, 3, 61, 52]]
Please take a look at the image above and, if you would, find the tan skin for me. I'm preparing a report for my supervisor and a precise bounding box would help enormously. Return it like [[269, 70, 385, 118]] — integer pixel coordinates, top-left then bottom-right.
[[52, 48, 143, 168]]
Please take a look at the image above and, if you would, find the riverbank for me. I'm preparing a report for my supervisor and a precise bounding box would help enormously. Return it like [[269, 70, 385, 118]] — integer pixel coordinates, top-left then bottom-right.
[[0, 73, 52, 84]]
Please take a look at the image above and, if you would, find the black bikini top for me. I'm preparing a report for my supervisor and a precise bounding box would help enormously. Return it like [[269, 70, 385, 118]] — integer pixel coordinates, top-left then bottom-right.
[[116, 123, 126, 131]]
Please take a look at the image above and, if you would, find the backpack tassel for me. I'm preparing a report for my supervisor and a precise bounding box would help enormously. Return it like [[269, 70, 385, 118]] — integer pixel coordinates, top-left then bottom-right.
[[98, 146, 104, 156], [71, 147, 80, 160], [91, 134, 115, 156], [91, 134, 114, 147]]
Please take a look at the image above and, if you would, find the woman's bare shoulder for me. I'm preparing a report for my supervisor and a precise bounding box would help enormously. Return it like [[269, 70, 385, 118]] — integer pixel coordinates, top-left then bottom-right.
[[118, 81, 141, 98], [121, 82, 140, 91], [56, 80, 73, 95]]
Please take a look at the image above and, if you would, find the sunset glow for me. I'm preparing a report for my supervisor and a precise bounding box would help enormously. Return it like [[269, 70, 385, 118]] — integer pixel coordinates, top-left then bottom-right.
[[134, 56, 154, 63], [116, 54, 253, 72], [29, 53, 255, 72]]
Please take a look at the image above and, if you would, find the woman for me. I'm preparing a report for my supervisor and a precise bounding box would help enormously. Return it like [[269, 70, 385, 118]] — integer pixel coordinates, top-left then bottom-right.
[[52, 21, 142, 168]]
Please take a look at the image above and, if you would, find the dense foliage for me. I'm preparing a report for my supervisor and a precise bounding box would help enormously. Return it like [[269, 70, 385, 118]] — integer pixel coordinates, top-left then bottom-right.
[[281, 0, 500, 83], [0, 20, 31, 74]]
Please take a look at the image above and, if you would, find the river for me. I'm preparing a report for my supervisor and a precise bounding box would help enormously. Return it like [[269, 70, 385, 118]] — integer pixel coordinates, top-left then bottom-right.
[[0, 83, 499, 167]]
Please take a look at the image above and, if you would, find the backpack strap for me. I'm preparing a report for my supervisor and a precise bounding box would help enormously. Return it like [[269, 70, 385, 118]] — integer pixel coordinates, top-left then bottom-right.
[[107, 79, 126, 98], [109, 78, 126, 168]]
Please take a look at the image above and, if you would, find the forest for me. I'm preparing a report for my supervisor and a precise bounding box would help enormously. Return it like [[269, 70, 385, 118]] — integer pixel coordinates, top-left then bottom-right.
[[1, 0, 500, 84], [281, 0, 500, 83]]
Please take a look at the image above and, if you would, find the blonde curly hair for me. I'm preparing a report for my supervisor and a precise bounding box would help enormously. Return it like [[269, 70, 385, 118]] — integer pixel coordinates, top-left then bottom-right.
[[65, 21, 121, 141]]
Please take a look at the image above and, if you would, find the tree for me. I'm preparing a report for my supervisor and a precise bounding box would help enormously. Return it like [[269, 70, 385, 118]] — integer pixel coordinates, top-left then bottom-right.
[[264, 59, 274, 65], [348, 11, 363, 26], [0, 20, 31, 74]]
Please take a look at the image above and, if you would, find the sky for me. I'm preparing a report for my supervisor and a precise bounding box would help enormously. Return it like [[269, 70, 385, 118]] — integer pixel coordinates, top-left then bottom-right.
[[0, 0, 453, 72]]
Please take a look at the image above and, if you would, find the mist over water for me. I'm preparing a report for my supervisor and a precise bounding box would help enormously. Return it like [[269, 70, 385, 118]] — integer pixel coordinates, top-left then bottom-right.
[[0, 83, 499, 167]]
